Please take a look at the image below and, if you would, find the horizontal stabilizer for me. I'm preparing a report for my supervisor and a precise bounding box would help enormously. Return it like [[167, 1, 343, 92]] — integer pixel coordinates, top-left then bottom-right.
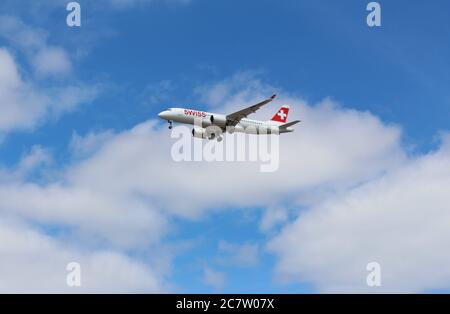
[[279, 120, 301, 129]]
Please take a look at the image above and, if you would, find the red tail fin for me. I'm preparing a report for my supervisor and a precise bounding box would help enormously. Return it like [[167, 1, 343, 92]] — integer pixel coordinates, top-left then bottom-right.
[[271, 105, 290, 123]]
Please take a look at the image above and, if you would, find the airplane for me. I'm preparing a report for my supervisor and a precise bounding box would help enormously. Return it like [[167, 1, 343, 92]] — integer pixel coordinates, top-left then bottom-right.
[[158, 94, 301, 141]]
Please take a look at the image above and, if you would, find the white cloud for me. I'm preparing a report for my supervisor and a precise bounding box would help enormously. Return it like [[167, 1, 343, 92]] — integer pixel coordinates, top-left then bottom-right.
[[32, 46, 72, 78], [0, 182, 168, 249], [0, 15, 72, 77], [70, 130, 116, 158], [218, 240, 259, 267], [0, 15, 99, 137], [0, 217, 164, 293], [0, 48, 97, 136], [0, 49, 45, 132], [203, 267, 225, 290], [268, 134, 450, 292], [0, 143, 168, 291], [260, 208, 288, 232], [1, 145, 53, 181], [0, 134, 168, 249]]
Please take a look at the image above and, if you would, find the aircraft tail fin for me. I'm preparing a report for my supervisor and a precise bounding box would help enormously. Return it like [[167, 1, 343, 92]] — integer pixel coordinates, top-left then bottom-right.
[[270, 105, 290, 123]]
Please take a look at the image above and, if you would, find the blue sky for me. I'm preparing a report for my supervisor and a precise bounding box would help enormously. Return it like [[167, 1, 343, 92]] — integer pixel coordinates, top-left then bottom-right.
[[1, 0, 450, 293]]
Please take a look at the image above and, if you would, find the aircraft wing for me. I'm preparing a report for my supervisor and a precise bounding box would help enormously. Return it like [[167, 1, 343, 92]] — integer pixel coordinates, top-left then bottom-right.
[[226, 94, 276, 126]]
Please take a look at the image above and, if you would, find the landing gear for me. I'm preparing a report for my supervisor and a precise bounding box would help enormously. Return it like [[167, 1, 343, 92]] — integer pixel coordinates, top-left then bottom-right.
[[168, 120, 173, 129]]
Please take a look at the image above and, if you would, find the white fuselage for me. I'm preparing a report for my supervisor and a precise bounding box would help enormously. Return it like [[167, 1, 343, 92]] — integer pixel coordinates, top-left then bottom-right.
[[158, 108, 293, 134]]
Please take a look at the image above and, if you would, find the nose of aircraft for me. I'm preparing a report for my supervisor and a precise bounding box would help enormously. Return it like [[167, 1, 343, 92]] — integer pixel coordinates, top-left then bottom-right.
[[158, 111, 170, 120]]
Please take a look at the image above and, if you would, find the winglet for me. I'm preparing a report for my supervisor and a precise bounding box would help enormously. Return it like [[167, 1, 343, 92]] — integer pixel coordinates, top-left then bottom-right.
[[270, 94, 277, 99]]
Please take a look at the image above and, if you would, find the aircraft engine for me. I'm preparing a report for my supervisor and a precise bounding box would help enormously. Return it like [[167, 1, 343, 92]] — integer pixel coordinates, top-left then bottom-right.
[[192, 127, 221, 140], [210, 114, 228, 128], [192, 128, 208, 139]]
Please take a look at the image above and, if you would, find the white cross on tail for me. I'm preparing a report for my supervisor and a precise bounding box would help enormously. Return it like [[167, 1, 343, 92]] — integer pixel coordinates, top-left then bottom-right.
[[277, 110, 287, 120]]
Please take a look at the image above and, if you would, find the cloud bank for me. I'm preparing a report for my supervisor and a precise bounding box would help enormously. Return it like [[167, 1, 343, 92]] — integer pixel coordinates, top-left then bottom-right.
[[1, 67, 449, 292], [0, 74, 406, 291], [269, 134, 450, 292]]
